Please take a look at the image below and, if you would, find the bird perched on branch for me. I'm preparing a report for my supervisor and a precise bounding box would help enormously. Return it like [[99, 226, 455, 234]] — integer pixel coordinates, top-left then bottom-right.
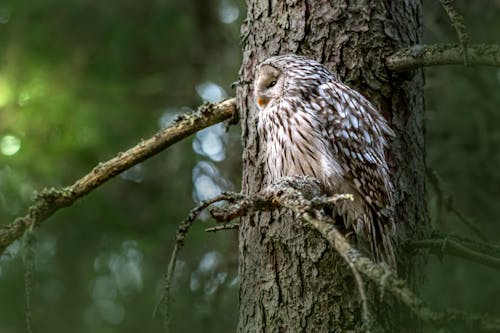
[[254, 54, 396, 267]]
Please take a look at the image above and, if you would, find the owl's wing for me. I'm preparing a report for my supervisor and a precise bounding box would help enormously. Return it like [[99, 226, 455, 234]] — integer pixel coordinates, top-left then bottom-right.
[[316, 81, 395, 215]]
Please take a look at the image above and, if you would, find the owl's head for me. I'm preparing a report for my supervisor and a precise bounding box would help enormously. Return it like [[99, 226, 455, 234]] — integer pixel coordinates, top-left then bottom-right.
[[254, 55, 334, 110], [254, 63, 284, 110]]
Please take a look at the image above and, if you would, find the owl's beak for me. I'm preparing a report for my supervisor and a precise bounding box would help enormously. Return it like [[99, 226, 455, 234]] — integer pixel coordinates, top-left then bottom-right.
[[257, 95, 269, 108]]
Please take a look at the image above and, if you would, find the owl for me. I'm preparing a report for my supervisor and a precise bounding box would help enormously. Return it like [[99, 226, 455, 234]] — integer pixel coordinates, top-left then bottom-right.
[[253, 54, 396, 267]]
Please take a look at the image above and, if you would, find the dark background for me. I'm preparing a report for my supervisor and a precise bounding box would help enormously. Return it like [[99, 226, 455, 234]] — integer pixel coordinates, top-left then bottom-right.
[[0, 1, 498, 332]]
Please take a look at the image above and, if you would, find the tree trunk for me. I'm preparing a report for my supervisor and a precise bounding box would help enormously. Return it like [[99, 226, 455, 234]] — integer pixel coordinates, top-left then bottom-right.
[[236, 1, 427, 332]]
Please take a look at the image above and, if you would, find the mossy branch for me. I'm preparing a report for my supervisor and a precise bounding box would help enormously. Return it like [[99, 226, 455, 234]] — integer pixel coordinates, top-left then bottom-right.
[[387, 44, 500, 72], [169, 177, 500, 332], [439, 0, 469, 65], [309, 216, 500, 331], [0, 98, 237, 256]]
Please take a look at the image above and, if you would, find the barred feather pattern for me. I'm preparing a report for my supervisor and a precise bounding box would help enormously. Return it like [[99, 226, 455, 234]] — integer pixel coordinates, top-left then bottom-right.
[[254, 55, 396, 267]]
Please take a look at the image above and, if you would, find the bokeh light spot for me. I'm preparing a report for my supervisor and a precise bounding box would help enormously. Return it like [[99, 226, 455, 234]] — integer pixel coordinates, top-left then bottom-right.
[[219, 1, 239, 24], [196, 82, 226, 103], [193, 123, 227, 162], [0, 135, 21, 156]]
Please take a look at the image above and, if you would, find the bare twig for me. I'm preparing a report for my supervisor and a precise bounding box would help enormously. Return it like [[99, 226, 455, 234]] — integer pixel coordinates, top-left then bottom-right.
[[426, 168, 446, 231], [426, 168, 487, 241], [448, 206, 485, 239], [22, 228, 35, 333], [449, 234, 500, 258], [0, 98, 237, 256], [409, 237, 500, 270], [386, 44, 500, 72], [205, 223, 240, 232], [439, 0, 469, 65], [154, 194, 231, 330]]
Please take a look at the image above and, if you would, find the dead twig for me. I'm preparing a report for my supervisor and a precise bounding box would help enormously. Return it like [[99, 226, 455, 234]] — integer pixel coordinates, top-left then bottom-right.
[[22, 228, 35, 333], [409, 237, 500, 270], [205, 223, 240, 232], [439, 0, 469, 65], [426, 168, 487, 241], [154, 193, 231, 330]]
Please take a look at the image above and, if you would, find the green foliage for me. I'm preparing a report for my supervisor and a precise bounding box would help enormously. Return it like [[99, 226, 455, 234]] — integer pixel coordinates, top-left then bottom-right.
[[0, 0, 242, 332]]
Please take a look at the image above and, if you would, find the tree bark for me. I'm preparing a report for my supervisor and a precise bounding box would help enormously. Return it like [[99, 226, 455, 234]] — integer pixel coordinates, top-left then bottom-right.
[[236, 1, 427, 332]]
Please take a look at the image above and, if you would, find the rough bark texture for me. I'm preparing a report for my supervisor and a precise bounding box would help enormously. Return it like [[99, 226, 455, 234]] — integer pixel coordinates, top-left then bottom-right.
[[236, 1, 427, 332]]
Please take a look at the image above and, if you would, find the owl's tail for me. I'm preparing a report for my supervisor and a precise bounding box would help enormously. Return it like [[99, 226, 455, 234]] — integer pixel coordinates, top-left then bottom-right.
[[332, 199, 398, 271], [364, 210, 397, 271]]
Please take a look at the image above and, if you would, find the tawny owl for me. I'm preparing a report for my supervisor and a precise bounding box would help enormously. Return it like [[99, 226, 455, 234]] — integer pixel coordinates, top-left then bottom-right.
[[254, 54, 396, 266]]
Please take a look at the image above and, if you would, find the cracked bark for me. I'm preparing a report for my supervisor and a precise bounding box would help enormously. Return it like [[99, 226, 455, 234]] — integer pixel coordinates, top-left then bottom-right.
[[237, 1, 427, 332]]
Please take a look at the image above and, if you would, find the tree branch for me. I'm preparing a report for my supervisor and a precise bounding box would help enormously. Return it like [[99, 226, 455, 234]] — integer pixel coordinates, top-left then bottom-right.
[[439, 0, 470, 65], [205, 223, 240, 232], [154, 193, 232, 330], [409, 237, 500, 270], [308, 216, 500, 332], [182, 177, 500, 331], [261, 178, 500, 331], [0, 98, 237, 256], [386, 44, 500, 72], [426, 168, 488, 241]]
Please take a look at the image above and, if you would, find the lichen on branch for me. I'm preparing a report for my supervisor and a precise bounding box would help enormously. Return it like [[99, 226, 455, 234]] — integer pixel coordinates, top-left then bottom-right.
[[386, 44, 500, 72], [165, 177, 500, 332], [0, 98, 237, 256]]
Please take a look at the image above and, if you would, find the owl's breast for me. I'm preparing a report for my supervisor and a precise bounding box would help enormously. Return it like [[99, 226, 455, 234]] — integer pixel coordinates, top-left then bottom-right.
[[257, 101, 343, 186]]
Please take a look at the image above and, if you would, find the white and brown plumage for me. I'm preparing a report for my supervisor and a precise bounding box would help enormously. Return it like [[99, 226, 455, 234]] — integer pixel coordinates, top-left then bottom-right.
[[254, 55, 396, 266]]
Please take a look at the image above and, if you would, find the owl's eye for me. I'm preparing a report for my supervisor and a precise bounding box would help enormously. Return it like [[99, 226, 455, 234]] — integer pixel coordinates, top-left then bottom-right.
[[268, 80, 277, 88]]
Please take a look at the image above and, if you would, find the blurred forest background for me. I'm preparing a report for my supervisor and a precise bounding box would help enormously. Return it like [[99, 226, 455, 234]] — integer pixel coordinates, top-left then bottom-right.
[[0, 0, 499, 332]]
